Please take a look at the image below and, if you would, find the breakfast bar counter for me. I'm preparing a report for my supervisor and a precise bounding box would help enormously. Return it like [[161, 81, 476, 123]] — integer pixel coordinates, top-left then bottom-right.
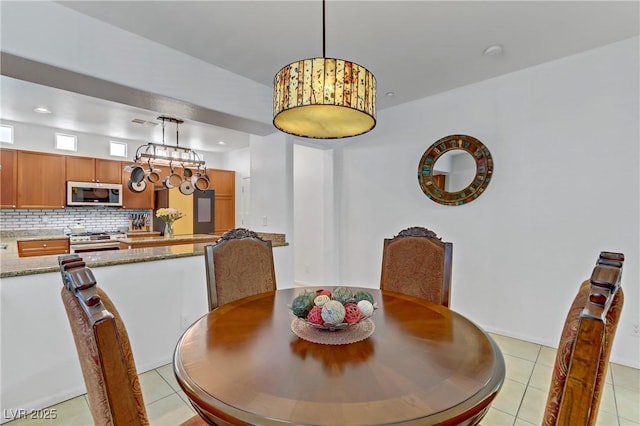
[[0, 243, 210, 278], [117, 234, 219, 249], [0, 232, 288, 278], [1, 231, 291, 420]]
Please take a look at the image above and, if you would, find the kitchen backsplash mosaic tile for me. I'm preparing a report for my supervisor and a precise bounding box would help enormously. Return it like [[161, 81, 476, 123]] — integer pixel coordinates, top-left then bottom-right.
[[0, 207, 152, 233]]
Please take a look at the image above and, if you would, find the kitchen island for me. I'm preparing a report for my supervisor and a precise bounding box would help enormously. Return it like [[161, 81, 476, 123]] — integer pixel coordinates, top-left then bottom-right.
[[0, 233, 291, 422], [0, 232, 288, 278], [0, 242, 211, 278]]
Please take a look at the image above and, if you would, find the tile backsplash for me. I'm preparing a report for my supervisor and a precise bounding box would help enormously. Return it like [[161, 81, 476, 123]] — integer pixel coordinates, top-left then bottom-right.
[[0, 207, 152, 233]]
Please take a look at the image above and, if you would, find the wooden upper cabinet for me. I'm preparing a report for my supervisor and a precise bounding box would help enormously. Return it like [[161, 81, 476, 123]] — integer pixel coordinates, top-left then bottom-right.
[[66, 156, 122, 183], [65, 156, 94, 182], [95, 159, 122, 183], [121, 161, 154, 209], [208, 168, 236, 234], [17, 151, 66, 209], [1, 148, 18, 208], [208, 169, 235, 196]]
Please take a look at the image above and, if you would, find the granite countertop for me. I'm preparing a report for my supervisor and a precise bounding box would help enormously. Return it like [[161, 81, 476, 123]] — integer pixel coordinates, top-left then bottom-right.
[[117, 234, 219, 244], [117, 232, 287, 246], [0, 243, 211, 278], [255, 232, 287, 246], [6, 235, 71, 242], [0, 231, 288, 278]]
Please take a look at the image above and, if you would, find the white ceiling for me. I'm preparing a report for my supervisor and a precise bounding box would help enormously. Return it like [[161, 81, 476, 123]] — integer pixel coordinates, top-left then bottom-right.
[[1, 1, 638, 152], [0, 76, 252, 152]]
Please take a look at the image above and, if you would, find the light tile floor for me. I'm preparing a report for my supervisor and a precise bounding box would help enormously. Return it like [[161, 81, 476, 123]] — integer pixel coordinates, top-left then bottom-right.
[[5, 333, 639, 425], [483, 334, 639, 426]]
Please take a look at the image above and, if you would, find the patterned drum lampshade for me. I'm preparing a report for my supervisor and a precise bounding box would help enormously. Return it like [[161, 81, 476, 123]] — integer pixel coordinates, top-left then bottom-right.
[[273, 57, 376, 139]]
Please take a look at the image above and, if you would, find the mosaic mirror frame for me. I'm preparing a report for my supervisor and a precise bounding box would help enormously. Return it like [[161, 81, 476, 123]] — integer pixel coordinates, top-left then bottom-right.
[[418, 134, 493, 206]]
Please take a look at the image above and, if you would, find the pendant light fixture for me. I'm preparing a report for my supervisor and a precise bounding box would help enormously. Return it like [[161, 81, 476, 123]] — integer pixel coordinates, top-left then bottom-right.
[[273, 0, 376, 139], [128, 116, 210, 193], [133, 116, 205, 170]]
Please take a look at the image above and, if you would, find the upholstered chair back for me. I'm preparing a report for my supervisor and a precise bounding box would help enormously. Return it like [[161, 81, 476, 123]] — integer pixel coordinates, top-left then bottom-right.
[[59, 256, 148, 426], [204, 228, 276, 310], [543, 251, 625, 426], [380, 226, 453, 307], [59, 255, 207, 426]]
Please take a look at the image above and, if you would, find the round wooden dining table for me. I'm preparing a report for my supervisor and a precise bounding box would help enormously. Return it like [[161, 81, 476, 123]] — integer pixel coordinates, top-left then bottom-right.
[[174, 288, 505, 426]]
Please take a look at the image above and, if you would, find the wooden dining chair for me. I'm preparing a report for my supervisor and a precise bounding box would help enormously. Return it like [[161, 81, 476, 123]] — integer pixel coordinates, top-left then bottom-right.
[[380, 226, 453, 307], [58, 254, 207, 426], [542, 251, 625, 426], [204, 228, 276, 311]]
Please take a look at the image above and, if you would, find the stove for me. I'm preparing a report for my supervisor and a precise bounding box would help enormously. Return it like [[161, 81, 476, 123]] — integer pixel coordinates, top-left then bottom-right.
[[69, 231, 127, 253], [68, 231, 127, 243]]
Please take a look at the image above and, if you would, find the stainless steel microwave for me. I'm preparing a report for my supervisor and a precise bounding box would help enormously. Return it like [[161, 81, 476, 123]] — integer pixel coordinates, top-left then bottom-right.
[[67, 181, 123, 207]]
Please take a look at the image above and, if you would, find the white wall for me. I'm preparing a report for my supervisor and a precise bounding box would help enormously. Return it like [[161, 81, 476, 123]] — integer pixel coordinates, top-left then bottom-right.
[[0, 256, 209, 423], [0, 119, 226, 167], [222, 147, 251, 227], [293, 145, 337, 286], [249, 133, 294, 288], [334, 37, 639, 368]]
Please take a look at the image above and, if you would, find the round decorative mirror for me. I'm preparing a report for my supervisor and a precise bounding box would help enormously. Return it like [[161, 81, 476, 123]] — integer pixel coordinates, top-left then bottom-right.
[[418, 134, 493, 206]]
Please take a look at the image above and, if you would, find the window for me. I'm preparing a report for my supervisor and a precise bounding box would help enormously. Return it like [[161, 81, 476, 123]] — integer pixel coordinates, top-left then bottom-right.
[[109, 141, 127, 158], [55, 133, 77, 151], [0, 125, 14, 144]]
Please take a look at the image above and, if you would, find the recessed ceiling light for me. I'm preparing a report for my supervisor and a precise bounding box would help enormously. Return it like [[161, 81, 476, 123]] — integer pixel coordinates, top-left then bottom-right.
[[218, 141, 227, 145], [385, 92, 395, 97], [483, 44, 504, 56], [33, 106, 52, 114]]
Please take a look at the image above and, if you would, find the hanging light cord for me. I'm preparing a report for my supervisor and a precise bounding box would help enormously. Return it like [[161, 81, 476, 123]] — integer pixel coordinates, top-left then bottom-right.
[[161, 118, 166, 146], [322, 0, 326, 58]]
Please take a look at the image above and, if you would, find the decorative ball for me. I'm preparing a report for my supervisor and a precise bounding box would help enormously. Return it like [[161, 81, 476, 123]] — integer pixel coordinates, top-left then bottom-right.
[[357, 300, 374, 317], [291, 293, 315, 318], [332, 287, 353, 304], [307, 306, 324, 325], [291, 287, 378, 330], [344, 303, 363, 324], [316, 289, 332, 298], [314, 294, 330, 307], [354, 291, 375, 305], [321, 300, 346, 325]]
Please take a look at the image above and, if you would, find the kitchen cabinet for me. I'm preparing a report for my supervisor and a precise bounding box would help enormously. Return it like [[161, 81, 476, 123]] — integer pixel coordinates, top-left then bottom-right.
[[17, 238, 69, 257], [17, 151, 66, 209], [66, 156, 122, 183], [121, 161, 154, 209], [0, 148, 17, 208], [95, 159, 122, 183], [208, 168, 235, 234]]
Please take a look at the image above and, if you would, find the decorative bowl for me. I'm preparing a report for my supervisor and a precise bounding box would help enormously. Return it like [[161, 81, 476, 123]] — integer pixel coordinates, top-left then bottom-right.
[[290, 287, 377, 331]]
